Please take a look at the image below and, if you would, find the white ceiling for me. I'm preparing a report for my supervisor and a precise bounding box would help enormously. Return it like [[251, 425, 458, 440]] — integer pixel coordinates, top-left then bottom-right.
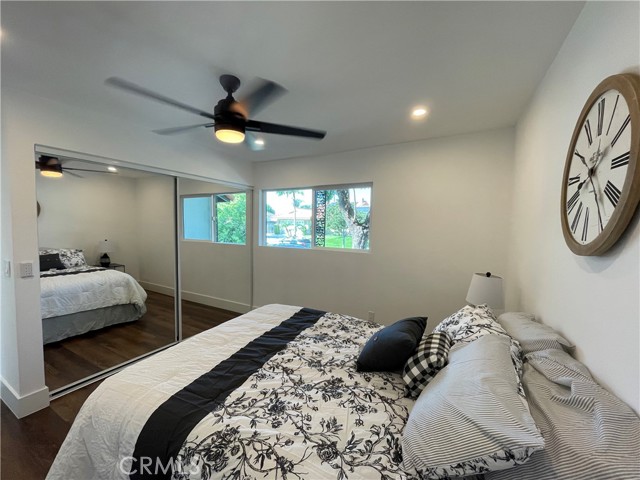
[[2, 1, 584, 163]]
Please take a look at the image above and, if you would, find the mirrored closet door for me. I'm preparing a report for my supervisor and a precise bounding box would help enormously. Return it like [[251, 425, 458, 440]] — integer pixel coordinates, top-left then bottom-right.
[[36, 154, 179, 394], [178, 178, 252, 339]]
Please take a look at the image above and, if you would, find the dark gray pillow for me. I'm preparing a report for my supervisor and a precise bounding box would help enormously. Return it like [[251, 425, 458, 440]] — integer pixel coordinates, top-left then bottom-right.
[[39, 253, 65, 271], [356, 316, 427, 372]]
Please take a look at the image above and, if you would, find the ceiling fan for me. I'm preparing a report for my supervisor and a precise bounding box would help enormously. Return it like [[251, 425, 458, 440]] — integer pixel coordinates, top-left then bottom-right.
[[35, 155, 117, 178], [105, 74, 326, 150]]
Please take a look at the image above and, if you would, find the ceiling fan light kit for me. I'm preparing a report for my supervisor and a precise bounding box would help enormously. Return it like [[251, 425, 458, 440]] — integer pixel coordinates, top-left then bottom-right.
[[37, 155, 64, 178], [214, 118, 245, 144], [215, 126, 245, 144], [40, 169, 63, 178], [35, 155, 118, 178]]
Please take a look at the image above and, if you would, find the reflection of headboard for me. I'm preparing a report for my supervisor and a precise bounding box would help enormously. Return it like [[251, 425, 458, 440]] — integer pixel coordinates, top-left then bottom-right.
[[38, 248, 88, 269]]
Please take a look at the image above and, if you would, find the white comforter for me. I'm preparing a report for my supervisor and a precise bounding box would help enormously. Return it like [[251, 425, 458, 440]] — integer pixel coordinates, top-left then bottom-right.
[[40, 267, 147, 319]]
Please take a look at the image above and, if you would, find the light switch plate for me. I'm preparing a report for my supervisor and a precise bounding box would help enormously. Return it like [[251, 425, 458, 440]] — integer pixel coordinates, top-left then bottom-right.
[[19, 261, 34, 278]]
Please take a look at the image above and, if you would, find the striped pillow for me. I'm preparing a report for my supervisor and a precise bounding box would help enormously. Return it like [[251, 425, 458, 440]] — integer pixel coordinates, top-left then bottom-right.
[[486, 349, 640, 480], [497, 312, 574, 354], [403, 332, 452, 398], [402, 334, 544, 479]]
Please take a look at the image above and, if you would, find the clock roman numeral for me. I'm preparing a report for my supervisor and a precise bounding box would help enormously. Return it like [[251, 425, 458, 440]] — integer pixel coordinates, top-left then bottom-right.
[[568, 174, 580, 186], [597, 98, 605, 137], [611, 151, 630, 169], [567, 189, 580, 214], [604, 181, 621, 208], [606, 94, 619, 136], [571, 202, 584, 234], [584, 119, 593, 146], [581, 207, 590, 242], [611, 114, 630, 147]]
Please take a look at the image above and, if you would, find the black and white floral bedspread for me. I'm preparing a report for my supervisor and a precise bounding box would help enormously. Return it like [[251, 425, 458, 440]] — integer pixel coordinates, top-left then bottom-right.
[[165, 311, 415, 480]]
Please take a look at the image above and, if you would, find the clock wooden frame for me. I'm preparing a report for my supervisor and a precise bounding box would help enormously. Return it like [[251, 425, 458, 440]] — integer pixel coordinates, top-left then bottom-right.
[[561, 73, 640, 256]]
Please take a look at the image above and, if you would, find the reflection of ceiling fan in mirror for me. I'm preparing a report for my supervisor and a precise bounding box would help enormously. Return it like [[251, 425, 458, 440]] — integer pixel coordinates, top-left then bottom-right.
[[105, 74, 326, 151], [35, 155, 117, 178]]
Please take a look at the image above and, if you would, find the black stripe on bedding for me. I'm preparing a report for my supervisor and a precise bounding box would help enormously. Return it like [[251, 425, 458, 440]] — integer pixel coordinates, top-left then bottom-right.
[[130, 307, 326, 480], [40, 267, 105, 277]]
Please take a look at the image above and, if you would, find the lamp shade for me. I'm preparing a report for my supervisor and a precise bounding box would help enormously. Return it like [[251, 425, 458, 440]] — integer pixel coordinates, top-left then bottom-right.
[[466, 272, 504, 309], [98, 239, 114, 254]]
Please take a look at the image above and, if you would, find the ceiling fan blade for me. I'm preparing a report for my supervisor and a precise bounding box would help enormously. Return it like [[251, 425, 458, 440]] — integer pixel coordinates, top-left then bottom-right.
[[238, 78, 287, 116], [246, 120, 326, 139], [153, 123, 215, 135], [105, 77, 216, 121], [244, 132, 265, 151]]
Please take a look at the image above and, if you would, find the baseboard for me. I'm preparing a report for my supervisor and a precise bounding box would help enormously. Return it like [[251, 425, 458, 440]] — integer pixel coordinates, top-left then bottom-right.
[[0, 378, 49, 418], [138, 281, 250, 314], [181, 290, 251, 314], [138, 281, 175, 297]]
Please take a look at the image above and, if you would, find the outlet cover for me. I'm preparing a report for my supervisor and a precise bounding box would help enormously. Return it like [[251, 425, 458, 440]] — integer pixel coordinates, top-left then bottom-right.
[[19, 262, 34, 278]]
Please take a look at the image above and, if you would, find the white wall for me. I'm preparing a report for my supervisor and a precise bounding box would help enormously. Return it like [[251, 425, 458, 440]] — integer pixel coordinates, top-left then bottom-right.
[[36, 173, 141, 279], [0, 87, 252, 417], [135, 176, 177, 294], [253, 128, 515, 328], [178, 179, 252, 313], [507, 2, 639, 414]]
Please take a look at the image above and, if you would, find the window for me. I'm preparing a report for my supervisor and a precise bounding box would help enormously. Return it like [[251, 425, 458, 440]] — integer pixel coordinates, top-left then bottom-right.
[[263, 184, 371, 250], [182, 192, 246, 245]]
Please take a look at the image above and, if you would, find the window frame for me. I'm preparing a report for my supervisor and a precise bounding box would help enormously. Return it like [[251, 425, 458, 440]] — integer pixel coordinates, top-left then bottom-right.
[[261, 182, 372, 252], [181, 192, 247, 246]]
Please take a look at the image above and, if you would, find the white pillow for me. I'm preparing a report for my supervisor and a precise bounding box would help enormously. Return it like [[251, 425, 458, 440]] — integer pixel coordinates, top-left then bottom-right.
[[402, 334, 544, 479]]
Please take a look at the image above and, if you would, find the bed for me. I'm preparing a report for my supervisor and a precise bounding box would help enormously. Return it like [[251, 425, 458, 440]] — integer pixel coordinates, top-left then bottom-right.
[[46, 304, 639, 480], [40, 248, 147, 344]]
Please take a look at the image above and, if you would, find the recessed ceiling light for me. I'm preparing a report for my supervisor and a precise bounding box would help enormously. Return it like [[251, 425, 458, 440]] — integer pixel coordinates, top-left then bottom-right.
[[254, 139, 265, 146], [107, 166, 118, 172], [411, 106, 428, 119]]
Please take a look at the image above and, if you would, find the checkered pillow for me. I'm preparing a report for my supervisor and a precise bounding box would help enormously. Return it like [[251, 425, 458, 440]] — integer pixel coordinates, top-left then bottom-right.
[[403, 332, 452, 398]]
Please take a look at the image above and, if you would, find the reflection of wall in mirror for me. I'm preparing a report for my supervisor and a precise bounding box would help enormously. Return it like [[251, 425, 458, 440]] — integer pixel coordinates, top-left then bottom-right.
[[135, 176, 176, 293], [36, 172, 140, 277], [35, 171, 176, 284], [177, 179, 252, 313]]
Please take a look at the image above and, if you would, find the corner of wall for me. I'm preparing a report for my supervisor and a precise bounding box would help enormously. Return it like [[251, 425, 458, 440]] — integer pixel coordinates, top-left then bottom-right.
[[1, 378, 49, 418]]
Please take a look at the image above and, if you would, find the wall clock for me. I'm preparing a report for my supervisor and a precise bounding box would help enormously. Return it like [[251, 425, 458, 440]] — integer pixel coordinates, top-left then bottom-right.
[[561, 73, 640, 256]]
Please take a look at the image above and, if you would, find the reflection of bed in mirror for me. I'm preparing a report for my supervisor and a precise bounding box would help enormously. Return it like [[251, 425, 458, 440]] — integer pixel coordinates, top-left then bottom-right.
[[39, 248, 147, 344]]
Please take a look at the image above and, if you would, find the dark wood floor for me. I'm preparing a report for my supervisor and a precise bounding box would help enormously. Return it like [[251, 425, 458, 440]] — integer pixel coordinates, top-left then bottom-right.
[[44, 291, 238, 391], [2, 294, 239, 480]]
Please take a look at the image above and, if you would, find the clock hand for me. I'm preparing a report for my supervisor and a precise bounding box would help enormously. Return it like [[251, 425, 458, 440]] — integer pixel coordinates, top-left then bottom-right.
[[593, 139, 606, 169], [577, 178, 588, 191], [579, 152, 590, 170], [588, 175, 604, 232]]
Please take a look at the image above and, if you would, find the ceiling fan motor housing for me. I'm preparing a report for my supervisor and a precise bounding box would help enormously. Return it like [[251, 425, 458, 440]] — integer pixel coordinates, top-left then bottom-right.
[[214, 98, 247, 138]]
